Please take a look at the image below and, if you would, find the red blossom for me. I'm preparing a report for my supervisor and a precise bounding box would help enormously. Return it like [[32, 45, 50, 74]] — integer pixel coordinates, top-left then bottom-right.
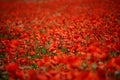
[[0, 0, 120, 80]]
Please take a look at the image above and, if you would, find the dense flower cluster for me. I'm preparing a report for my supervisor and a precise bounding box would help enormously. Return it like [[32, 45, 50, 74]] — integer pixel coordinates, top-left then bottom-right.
[[0, 0, 120, 80]]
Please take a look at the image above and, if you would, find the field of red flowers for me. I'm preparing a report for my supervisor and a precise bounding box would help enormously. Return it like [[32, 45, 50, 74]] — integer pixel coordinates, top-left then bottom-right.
[[0, 0, 120, 80]]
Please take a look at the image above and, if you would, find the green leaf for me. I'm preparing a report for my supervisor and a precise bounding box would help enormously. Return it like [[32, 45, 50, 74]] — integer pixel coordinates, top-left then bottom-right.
[[39, 30, 47, 34], [30, 54, 41, 60], [92, 63, 98, 70], [114, 70, 120, 80], [0, 34, 9, 39], [0, 71, 9, 80], [80, 62, 88, 70], [0, 55, 5, 59], [20, 53, 28, 58], [35, 47, 41, 54], [41, 47, 48, 54], [31, 64, 38, 69], [61, 47, 67, 53], [110, 51, 118, 57], [46, 41, 51, 47], [85, 36, 90, 41]]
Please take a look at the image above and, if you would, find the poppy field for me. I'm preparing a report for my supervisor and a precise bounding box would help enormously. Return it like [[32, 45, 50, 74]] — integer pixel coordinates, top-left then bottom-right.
[[0, 0, 120, 80]]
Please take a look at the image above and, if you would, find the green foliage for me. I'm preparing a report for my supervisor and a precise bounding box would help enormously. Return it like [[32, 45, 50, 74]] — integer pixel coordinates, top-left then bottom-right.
[[110, 51, 118, 57], [80, 62, 88, 70], [0, 34, 9, 39], [92, 63, 98, 70], [61, 47, 67, 53], [0, 70, 9, 80], [41, 47, 48, 54], [31, 64, 38, 70], [85, 36, 90, 41], [30, 54, 41, 60], [114, 71, 120, 80], [35, 46, 41, 54], [0, 55, 5, 59], [39, 30, 47, 34]]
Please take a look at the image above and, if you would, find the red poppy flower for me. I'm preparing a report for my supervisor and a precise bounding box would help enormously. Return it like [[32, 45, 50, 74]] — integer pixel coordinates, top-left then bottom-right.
[[30, 51, 35, 56], [6, 63, 19, 73]]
